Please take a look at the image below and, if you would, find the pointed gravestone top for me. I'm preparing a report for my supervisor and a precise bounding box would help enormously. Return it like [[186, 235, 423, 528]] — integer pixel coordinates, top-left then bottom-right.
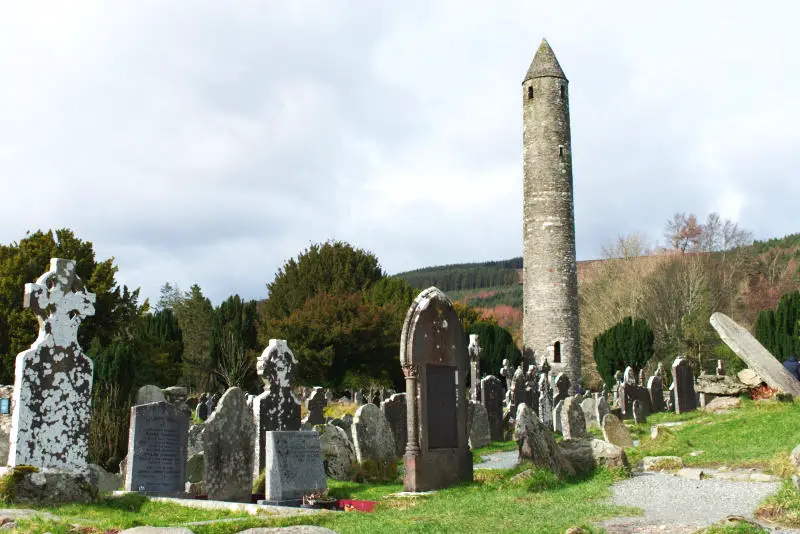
[[9, 258, 96, 471]]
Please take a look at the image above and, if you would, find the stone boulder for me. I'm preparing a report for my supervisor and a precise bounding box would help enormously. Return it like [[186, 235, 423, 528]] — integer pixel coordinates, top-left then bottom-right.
[[88, 463, 122, 493], [601, 414, 634, 448], [695, 374, 750, 396], [317, 424, 356, 481], [738, 369, 764, 387], [704, 396, 741, 413], [558, 439, 630, 475], [561, 397, 587, 439], [203, 387, 255, 502], [513, 403, 574, 477], [469, 403, 492, 450], [790, 443, 800, 473], [135, 385, 166, 406], [351, 404, 396, 467], [3, 467, 98, 504], [642, 456, 684, 471]]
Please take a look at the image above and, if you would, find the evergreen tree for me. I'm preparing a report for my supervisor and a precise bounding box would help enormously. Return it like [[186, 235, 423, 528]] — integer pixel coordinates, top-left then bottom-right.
[[754, 290, 800, 360], [467, 321, 521, 376], [593, 316, 655, 387], [209, 295, 259, 392]]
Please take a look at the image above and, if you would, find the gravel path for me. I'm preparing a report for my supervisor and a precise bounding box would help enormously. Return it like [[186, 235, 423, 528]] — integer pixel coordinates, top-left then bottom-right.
[[474, 450, 519, 470], [599, 471, 797, 533]]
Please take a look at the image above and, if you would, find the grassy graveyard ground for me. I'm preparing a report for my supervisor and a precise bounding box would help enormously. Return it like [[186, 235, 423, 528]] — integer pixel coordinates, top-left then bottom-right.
[[625, 397, 800, 529], [4, 399, 800, 533]]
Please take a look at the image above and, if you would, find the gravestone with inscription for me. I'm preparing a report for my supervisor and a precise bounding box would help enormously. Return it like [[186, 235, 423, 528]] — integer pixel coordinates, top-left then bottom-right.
[[260, 431, 326, 505], [125, 401, 189, 493], [672, 357, 697, 414], [204, 387, 255, 502], [252, 339, 301, 479], [553, 374, 570, 407], [9, 259, 96, 471], [400, 287, 472, 492], [481, 375, 504, 442], [380, 393, 407, 458]]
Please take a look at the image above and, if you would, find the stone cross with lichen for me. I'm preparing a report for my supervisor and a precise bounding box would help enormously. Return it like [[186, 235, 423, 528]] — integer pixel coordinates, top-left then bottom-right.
[[9, 258, 96, 472]]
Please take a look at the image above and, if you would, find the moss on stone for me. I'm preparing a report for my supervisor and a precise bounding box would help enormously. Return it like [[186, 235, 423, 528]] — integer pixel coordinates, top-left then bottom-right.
[[0, 465, 40, 503]]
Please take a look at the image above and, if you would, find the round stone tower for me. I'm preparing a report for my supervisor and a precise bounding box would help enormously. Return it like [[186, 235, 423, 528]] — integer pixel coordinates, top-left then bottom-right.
[[522, 38, 581, 392]]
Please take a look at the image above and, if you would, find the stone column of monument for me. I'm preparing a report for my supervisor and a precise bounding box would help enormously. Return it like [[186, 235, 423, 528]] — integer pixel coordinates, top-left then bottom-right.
[[468, 335, 482, 402], [522, 38, 581, 393], [402, 364, 421, 456], [9, 258, 96, 471]]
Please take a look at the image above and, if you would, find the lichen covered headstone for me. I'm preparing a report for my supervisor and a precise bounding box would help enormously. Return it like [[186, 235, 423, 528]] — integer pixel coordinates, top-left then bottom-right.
[[351, 403, 396, 467], [380, 392, 407, 458], [317, 423, 356, 480], [204, 387, 255, 502], [561, 397, 586, 439], [252, 339, 301, 479], [9, 258, 96, 471]]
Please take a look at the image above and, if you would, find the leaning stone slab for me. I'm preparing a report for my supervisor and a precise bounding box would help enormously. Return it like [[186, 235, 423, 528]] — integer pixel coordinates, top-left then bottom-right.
[[601, 414, 634, 448], [204, 387, 255, 503], [514, 403, 574, 477], [710, 312, 800, 397]]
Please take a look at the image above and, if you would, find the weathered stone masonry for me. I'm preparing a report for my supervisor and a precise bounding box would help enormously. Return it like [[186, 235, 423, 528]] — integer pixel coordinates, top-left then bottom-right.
[[522, 39, 581, 392]]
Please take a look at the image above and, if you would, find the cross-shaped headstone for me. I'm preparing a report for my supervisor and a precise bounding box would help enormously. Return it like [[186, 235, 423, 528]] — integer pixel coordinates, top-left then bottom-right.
[[9, 258, 96, 471]]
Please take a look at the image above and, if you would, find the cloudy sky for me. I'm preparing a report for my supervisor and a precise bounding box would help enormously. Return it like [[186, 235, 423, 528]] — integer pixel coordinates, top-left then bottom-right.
[[1, 2, 798, 305]]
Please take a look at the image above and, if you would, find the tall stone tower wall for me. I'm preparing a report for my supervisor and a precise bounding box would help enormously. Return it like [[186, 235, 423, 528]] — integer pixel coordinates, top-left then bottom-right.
[[522, 40, 581, 391]]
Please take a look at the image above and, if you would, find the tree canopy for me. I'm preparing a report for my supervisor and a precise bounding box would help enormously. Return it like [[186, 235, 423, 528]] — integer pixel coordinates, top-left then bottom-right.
[[593, 316, 655, 387]]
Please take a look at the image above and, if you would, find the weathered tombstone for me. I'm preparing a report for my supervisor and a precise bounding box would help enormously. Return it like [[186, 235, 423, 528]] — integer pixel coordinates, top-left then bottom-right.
[[261, 431, 326, 505], [510, 366, 527, 413], [302, 387, 327, 426], [468, 334, 482, 402], [561, 397, 587, 439], [632, 399, 646, 424], [538, 373, 553, 429], [552, 400, 564, 433], [9, 258, 96, 471], [481, 375, 504, 442], [595, 395, 610, 426], [380, 393, 407, 458], [647, 374, 666, 413], [316, 424, 355, 481], [672, 357, 697, 414], [354, 391, 365, 405], [553, 374, 570, 407], [136, 385, 166, 406], [468, 401, 491, 449], [205, 394, 218, 416], [351, 403, 396, 466], [580, 396, 597, 429], [195, 393, 209, 421], [400, 287, 472, 492], [252, 339, 301, 479], [204, 387, 255, 502], [601, 413, 633, 448], [711, 312, 800, 397], [525, 364, 540, 414], [500, 359, 514, 391], [125, 401, 189, 493]]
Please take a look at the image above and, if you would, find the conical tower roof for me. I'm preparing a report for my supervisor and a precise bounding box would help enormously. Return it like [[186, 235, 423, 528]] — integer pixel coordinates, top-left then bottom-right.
[[523, 38, 567, 83]]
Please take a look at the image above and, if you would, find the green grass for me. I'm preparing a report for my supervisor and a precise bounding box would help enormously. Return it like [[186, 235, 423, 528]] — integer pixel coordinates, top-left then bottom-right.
[[627, 398, 800, 471], [755, 478, 800, 528]]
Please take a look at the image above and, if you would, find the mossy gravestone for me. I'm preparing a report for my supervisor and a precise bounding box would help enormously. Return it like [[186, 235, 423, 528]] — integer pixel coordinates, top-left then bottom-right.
[[9, 259, 96, 472], [204, 387, 255, 502]]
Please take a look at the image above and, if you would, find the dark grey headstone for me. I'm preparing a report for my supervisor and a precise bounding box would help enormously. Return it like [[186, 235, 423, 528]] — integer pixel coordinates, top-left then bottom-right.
[[381, 393, 407, 457], [481, 375, 504, 442], [648, 374, 666, 412], [427, 364, 458, 449], [262, 431, 326, 505], [303, 387, 327, 426], [125, 401, 189, 494], [672, 357, 697, 414]]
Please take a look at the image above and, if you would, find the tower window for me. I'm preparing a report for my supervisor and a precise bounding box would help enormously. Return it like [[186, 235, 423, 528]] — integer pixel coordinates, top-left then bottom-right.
[[528, 86, 534, 100], [553, 341, 561, 363], [560, 85, 566, 98], [559, 145, 565, 157]]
